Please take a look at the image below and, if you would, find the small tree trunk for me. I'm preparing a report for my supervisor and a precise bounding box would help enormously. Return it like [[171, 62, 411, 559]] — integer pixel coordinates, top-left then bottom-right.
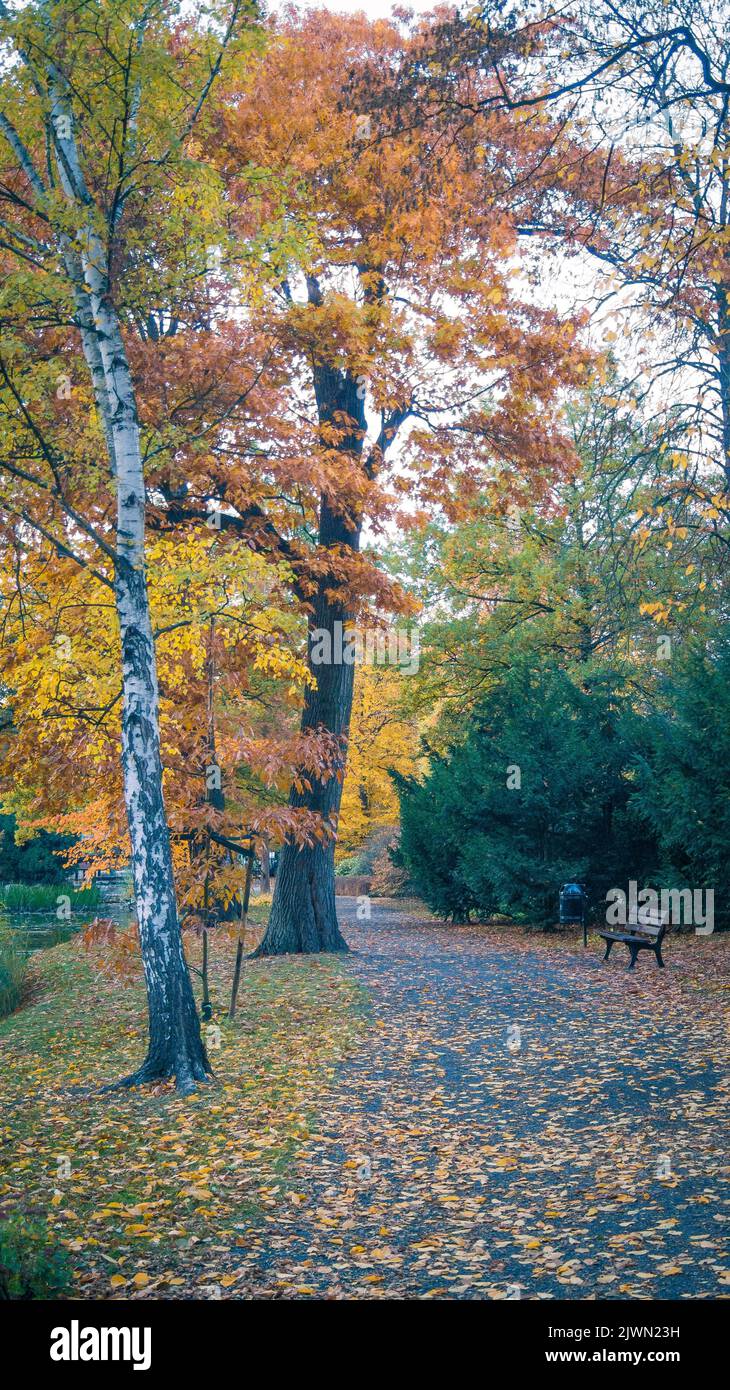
[[716, 284, 730, 491], [229, 843, 255, 1017], [260, 835, 271, 894], [201, 930, 211, 1019]]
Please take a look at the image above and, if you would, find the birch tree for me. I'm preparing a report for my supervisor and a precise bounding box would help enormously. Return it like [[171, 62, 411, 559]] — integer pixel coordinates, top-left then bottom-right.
[[0, 0, 258, 1090]]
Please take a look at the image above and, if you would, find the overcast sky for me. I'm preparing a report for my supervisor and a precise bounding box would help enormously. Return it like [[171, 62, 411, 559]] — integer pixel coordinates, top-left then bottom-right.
[[263, 0, 636, 370], [269, 0, 438, 17]]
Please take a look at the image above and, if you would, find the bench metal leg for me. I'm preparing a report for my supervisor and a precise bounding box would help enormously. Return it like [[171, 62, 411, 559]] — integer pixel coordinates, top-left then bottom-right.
[[628, 945, 639, 969], [655, 947, 665, 968], [603, 939, 614, 962]]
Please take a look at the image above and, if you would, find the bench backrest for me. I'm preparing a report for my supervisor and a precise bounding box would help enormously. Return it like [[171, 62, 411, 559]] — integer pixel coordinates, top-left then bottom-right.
[[628, 907, 669, 940]]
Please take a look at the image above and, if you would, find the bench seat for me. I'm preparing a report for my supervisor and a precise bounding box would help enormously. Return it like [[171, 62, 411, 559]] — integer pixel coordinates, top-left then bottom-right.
[[598, 909, 669, 969]]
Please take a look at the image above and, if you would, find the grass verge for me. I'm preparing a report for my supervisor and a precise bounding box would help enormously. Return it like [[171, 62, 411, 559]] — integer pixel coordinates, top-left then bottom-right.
[[0, 923, 367, 1299], [0, 917, 27, 1019]]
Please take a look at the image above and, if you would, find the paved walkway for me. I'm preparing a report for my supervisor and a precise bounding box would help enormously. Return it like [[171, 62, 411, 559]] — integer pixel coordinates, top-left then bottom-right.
[[234, 900, 729, 1299]]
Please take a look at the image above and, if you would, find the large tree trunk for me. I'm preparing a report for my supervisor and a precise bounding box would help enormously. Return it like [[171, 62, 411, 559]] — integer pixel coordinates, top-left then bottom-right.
[[54, 109, 209, 1089], [256, 363, 365, 956]]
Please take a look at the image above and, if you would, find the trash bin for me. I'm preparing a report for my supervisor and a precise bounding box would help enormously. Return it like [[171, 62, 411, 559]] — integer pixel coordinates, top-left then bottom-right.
[[559, 882, 588, 944]]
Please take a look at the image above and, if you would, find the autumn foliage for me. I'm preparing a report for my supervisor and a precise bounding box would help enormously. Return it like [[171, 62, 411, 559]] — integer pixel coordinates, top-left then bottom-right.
[[1, 5, 592, 940]]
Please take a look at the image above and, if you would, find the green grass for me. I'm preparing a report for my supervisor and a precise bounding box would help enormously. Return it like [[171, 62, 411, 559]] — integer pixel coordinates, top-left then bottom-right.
[[0, 881, 102, 914], [0, 918, 27, 1017]]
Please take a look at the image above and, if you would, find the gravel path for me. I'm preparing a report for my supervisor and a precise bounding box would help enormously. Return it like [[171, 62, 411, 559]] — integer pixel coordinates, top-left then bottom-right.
[[233, 899, 729, 1300]]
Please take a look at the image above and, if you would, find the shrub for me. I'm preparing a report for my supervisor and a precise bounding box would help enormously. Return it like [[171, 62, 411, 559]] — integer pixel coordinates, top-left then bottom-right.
[[0, 814, 75, 884], [369, 827, 411, 896], [0, 1215, 70, 1299], [395, 662, 658, 925], [335, 826, 405, 881], [334, 852, 369, 877]]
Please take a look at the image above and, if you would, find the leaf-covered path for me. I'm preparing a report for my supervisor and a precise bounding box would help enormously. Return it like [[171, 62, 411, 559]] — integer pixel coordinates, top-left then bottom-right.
[[232, 899, 729, 1300]]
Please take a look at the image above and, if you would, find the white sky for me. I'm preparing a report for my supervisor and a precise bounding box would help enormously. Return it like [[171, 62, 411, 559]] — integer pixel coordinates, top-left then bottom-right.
[[272, 0, 681, 416], [269, 0, 438, 16]]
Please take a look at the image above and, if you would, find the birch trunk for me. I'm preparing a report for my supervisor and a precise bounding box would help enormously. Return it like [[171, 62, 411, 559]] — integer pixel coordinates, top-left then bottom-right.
[[53, 105, 209, 1090], [112, 549, 211, 1090]]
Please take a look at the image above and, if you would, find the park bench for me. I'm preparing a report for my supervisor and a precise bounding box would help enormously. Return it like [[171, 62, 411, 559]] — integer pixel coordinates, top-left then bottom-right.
[[598, 907, 669, 970]]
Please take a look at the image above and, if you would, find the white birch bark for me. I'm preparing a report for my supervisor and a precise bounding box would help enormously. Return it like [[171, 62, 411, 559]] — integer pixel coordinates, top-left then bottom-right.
[[0, 0, 245, 1085], [47, 85, 210, 1089]]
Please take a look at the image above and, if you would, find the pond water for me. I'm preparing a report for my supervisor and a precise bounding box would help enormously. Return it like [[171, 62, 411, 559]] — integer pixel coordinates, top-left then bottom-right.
[[4, 873, 269, 951], [3, 878, 135, 952]]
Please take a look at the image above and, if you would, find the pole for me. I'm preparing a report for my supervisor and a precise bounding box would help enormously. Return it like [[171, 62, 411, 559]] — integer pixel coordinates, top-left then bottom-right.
[[201, 864, 212, 1020], [229, 841, 255, 1019]]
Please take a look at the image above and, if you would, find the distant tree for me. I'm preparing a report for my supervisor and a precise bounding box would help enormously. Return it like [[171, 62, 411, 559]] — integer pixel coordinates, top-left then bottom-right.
[[371, 0, 730, 492], [336, 661, 420, 858], [0, 814, 72, 883], [393, 375, 726, 755]]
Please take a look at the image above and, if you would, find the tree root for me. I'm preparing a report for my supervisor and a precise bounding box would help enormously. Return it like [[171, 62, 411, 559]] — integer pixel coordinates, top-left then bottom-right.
[[250, 938, 349, 959], [103, 1054, 214, 1095]]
